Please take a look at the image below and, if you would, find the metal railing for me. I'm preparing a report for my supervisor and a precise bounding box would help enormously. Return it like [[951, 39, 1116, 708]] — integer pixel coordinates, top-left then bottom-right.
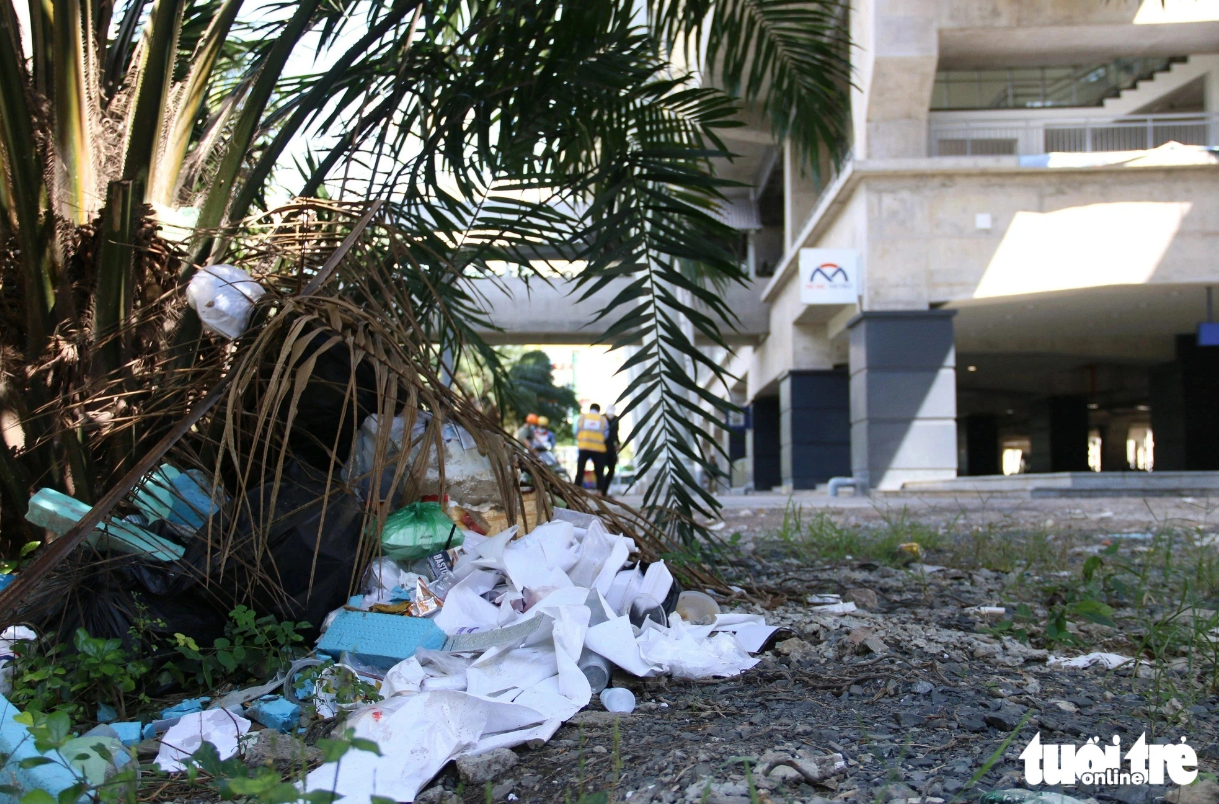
[[929, 112, 1218, 157], [931, 57, 1183, 111]]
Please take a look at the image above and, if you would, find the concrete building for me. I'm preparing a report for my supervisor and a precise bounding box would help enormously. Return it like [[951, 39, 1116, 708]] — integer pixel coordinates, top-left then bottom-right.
[[709, 0, 1219, 492], [476, 0, 1219, 494]]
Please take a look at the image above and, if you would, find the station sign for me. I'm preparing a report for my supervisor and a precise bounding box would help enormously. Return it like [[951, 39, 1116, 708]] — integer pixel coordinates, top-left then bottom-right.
[[799, 248, 859, 305]]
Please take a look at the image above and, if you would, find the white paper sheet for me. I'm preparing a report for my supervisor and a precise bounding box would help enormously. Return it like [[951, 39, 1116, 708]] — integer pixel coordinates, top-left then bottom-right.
[[303, 691, 548, 804], [433, 570, 501, 633], [155, 709, 251, 772], [584, 616, 661, 678]]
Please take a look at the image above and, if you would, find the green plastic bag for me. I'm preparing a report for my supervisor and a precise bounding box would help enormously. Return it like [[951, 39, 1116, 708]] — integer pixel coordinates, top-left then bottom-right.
[[379, 501, 462, 561]]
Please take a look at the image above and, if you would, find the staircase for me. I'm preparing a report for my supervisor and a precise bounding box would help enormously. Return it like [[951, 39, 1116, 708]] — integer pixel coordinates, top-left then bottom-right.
[[1102, 55, 1218, 115]]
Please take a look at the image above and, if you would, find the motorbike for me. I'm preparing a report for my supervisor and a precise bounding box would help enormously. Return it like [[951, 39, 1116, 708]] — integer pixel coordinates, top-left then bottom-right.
[[532, 437, 567, 481]]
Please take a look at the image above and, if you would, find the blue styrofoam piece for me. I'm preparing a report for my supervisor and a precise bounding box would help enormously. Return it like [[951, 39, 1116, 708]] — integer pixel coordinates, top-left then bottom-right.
[[25, 488, 185, 562], [111, 722, 142, 746], [246, 695, 300, 734], [160, 696, 209, 720], [132, 466, 179, 523], [0, 694, 80, 803], [0, 575, 13, 592], [96, 703, 117, 723], [315, 610, 445, 665], [347, 595, 364, 608], [169, 469, 223, 530], [133, 465, 224, 532]]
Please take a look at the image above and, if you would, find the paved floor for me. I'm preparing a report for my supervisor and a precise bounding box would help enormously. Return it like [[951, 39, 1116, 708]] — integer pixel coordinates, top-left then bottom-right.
[[609, 491, 1219, 535]]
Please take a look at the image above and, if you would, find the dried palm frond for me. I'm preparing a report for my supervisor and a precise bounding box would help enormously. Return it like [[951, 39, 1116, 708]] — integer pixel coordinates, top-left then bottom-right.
[[1, 200, 725, 643]]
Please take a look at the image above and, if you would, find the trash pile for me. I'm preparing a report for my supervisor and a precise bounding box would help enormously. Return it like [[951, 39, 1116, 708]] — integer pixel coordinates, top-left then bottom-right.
[[296, 507, 782, 804], [1, 499, 782, 804], [0, 202, 760, 803]]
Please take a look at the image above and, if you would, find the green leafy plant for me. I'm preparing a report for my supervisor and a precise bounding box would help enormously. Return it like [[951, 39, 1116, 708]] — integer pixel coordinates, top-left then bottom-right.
[[170, 606, 308, 689], [9, 628, 153, 720], [0, 541, 41, 576]]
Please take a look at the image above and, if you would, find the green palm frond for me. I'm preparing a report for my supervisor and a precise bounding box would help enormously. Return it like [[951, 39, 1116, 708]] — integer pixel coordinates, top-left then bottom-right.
[[0, 0, 850, 546], [650, 0, 852, 167]]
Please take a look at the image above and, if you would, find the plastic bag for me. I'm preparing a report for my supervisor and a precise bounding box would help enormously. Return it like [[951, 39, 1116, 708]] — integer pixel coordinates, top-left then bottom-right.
[[186, 264, 265, 340], [380, 502, 462, 562]]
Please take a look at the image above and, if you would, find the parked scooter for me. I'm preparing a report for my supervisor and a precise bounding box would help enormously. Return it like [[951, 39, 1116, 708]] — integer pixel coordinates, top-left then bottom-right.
[[531, 417, 567, 481]]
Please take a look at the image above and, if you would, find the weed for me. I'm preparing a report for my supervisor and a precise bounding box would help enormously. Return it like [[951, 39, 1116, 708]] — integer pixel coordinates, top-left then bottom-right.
[[170, 605, 308, 688], [743, 760, 760, 804], [9, 628, 154, 721], [775, 503, 946, 566], [949, 713, 1032, 801], [9, 606, 308, 723]]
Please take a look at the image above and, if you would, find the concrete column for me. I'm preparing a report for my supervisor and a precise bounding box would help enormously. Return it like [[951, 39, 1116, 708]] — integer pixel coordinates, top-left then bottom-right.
[[783, 141, 823, 251], [1029, 396, 1090, 473], [1099, 418, 1131, 472], [964, 415, 1000, 476], [779, 370, 851, 490], [751, 397, 782, 491], [850, 0, 938, 160], [847, 311, 958, 491], [1150, 334, 1219, 471]]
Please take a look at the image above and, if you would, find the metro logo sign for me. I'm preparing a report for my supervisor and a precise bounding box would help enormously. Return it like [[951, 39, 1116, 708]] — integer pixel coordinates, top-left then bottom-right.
[[799, 248, 858, 305]]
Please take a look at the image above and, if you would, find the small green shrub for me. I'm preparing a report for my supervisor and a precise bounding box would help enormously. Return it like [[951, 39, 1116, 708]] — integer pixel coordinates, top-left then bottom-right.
[[169, 605, 308, 689], [9, 606, 308, 722]]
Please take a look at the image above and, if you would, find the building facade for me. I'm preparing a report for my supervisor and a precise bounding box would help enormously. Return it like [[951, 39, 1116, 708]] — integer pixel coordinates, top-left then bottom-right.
[[711, 0, 1219, 492]]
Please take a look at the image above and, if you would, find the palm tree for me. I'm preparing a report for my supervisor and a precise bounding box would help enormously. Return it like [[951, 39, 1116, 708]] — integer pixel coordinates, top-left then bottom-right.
[[0, 0, 850, 543]]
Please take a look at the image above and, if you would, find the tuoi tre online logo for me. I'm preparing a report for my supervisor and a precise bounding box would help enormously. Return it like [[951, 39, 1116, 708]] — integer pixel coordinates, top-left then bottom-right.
[[1020, 732, 1198, 787]]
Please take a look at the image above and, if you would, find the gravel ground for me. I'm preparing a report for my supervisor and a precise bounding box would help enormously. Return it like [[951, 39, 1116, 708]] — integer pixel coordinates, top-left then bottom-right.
[[411, 497, 1219, 804]]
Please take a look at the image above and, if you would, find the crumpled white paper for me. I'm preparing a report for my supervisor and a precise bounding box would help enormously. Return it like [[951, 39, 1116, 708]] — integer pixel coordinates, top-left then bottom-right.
[[381, 657, 427, 698], [305, 512, 776, 802], [1047, 652, 1134, 670], [636, 614, 758, 679], [155, 709, 251, 772], [303, 691, 550, 804]]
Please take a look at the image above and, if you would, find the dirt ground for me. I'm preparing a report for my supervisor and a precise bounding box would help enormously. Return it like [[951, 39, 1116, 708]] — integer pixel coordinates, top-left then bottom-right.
[[412, 494, 1219, 804]]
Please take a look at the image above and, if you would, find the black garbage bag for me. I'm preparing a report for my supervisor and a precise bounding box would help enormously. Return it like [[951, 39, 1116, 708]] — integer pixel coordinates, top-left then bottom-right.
[[282, 329, 380, 473], [221, 462, 366, 637], [50, 553, 229, 647]]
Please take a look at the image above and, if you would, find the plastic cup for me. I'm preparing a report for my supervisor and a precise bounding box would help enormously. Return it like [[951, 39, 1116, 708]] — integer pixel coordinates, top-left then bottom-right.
[[578, 649, 611, 694], [675, 590, 720, 625], [599, 687, 636, 714], [627, 594, 666, 629]]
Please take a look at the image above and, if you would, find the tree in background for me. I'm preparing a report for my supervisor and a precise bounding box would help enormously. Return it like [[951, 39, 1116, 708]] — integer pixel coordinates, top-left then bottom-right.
[[502, 351, 579, 438]]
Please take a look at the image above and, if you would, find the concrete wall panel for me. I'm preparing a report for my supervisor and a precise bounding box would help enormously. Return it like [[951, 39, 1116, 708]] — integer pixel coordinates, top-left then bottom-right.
[[850, 368, 957, 422]]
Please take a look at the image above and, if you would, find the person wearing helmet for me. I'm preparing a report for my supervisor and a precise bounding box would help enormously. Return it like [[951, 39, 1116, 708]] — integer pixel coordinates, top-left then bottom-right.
[[533, 416, 556, 452], [516, 413, 539, 452]]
